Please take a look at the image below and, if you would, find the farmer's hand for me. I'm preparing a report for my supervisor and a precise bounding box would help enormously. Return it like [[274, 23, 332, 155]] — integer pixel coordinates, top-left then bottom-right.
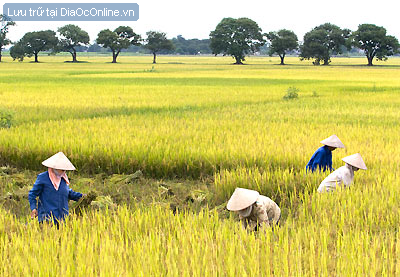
[[30, 209, 38, 219]]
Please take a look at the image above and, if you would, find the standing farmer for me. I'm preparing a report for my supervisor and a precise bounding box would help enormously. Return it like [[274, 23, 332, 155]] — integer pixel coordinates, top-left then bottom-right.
[[318, 153, 367, 193], [29, 152, 83, 225], [306, 135, 345, 172], [227, 188, 281, 230]]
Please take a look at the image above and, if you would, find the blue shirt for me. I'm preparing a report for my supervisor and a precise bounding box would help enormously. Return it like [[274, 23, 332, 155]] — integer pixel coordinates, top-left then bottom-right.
[[306, 145, 334, 172], [28, 171, 82, 223]]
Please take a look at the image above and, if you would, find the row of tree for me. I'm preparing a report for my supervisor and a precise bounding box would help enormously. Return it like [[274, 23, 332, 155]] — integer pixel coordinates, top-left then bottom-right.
[[210, 18, 400, 66], [1, 14, 399, 66], [85, 36, 212, 55], [0, 15, 212, 63], [7, 24, 175, 63]]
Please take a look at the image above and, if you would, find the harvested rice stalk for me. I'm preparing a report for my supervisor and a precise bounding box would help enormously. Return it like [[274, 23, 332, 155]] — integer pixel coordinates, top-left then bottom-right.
[[71, 191, 97, 215]]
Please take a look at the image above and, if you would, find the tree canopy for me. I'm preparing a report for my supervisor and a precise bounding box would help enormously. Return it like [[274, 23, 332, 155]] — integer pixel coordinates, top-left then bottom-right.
[[9, 42, 25, 61], [209, 17, 265, 64], [351, 24, 400, 66], [0, 14, 15, 62], [266, 29, 298, 65], [143, 31, 175, 64], [15, 30, 58, 62], [97, 26, 141, 63], [300, 23, 350, 65], [57, 24, 89, 62]]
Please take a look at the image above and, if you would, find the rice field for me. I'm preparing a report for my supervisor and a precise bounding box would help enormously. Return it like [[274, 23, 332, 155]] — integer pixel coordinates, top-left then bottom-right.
[[1, 55, 400, 275]]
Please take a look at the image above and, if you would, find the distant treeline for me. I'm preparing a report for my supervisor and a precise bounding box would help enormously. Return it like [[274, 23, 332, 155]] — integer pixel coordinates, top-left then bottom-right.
[[81, 42, 362, 57], [1, 14, 399, 65], [84, 35, 212, 55]]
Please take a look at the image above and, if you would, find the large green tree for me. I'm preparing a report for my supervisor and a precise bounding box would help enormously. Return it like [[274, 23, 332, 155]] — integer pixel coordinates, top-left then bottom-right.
[[96, 26, 141, 63], [0, 14, 15, 62], [17, 30, 58, 62], [351, 24, 399, 66], [57, 24, 90, 62], [209, 17, 265, 64], [266, 29, 298, 65], [144, 31, 175, 64], [9, 42, 25, 61], [300, 23, 350, 65]]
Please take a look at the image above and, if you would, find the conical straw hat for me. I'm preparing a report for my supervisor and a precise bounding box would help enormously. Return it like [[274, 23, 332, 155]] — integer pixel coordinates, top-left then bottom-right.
[[227, 188, 259, 211], [42, 152, 76, 171], [342, 153, 367, 170], [320, 135, 345, 148]]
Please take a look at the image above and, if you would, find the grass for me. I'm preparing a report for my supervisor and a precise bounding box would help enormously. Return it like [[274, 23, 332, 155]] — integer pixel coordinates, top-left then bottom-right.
[[1, 55, 400, 275]]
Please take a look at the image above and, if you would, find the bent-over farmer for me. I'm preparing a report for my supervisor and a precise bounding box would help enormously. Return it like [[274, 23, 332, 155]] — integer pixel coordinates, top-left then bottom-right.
[[317, 153, 367, 193], [306, 135, 345, 172], [227, 188, 281, 230], [28, 152, 83, 225]]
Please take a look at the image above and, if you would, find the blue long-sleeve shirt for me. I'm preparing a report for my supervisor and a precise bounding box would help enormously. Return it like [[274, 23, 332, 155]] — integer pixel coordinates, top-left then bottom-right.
[[306, 145, 334, 172], [28, 171, 82, 223]]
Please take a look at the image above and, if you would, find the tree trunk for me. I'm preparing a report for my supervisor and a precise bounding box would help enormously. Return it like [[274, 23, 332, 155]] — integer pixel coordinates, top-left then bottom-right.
[[323, 58, 330, 65], [34, 52, 39, 62], [234, 56, 243, 64], [0, 51, 2, 62], [279, 54, 285, 65], [112, 51, 118, 63], [153, 52, 156, 64], [71, 50, 77, 62], [367, 55, 374, 66]]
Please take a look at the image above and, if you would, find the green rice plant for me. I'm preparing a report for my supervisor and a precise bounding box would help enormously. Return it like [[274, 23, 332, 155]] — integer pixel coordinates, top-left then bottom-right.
[[283, 86, 299, 100], [1, 178, 400, 277], [1, 56, 400, 275], [0, 108, 13, 128]]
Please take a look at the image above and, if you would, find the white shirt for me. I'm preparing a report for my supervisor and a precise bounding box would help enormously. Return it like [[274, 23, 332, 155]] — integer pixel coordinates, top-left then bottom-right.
[[317, 164, 355, 193]]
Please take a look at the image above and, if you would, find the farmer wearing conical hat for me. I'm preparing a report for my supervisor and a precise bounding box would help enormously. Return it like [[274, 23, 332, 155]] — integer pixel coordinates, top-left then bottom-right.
[[306, 135, 345, 172], [227, 188, 281, 230], [317, 153, 367, 193], [28, 152, 83, 224]]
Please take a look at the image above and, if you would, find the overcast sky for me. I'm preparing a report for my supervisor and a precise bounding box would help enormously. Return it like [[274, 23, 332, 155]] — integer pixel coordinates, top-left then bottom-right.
[[2, 0, 400, 43]]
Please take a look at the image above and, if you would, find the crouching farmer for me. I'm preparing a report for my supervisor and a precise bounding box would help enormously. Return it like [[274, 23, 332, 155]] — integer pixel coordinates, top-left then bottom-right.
[[227, 188, 281, 230], [28, 152, 83, 226], [306, 134, 345, 172], [317, 153, 367, 193]]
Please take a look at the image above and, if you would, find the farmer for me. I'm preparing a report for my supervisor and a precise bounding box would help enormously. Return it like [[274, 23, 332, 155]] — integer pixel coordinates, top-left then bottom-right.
[[306, 135, 345, 172], [317, 153, 367, 193], [28, 152, 83, 225], [227, 188, 281, 230]]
